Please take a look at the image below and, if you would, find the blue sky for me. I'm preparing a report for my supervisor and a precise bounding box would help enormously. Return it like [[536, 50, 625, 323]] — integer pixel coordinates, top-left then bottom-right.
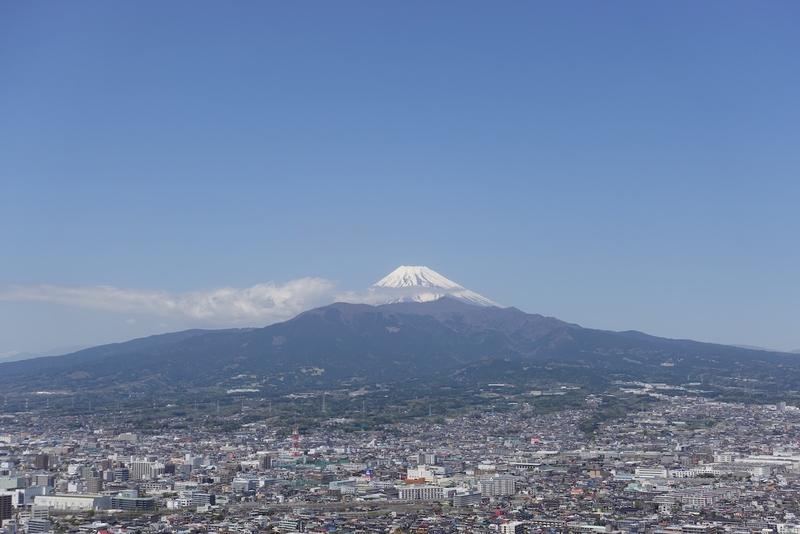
[[1, 1, 799, 355]]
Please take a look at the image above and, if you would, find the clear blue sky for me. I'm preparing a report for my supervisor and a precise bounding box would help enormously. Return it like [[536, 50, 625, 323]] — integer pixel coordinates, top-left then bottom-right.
[[1, 1, 799, 355]]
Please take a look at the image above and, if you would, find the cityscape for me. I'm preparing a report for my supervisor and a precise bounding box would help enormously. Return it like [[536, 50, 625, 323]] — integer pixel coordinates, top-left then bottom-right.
[[4, 386, 800, 533], [3, 1, 799, 533]]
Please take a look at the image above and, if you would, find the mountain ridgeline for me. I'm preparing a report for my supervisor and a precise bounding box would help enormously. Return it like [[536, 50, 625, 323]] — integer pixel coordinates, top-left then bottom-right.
[[1, 297, 798, 396]]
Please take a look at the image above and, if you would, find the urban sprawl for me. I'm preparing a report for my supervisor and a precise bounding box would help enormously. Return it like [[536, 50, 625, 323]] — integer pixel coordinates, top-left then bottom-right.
[[2, 387, 800, 533]]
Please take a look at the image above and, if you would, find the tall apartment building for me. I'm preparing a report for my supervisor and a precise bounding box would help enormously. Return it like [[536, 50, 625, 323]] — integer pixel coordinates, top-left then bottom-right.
[[258, 453, 272, 469], [0, 493, 12, 522], [129, 460, 165, 481], [416, 452, 437, 465], [33, 454, 49, 471], [113, 467, 130, 482], [478, 475, 517, 497]]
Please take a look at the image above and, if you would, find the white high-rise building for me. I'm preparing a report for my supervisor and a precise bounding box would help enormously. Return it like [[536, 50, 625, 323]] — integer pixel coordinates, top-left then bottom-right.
[[478, 475, 517, 497], [129, 459, 165, 481]]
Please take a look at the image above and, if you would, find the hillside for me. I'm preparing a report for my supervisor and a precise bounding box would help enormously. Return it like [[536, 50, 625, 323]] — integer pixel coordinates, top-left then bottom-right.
[[0, 298, 797, 397]]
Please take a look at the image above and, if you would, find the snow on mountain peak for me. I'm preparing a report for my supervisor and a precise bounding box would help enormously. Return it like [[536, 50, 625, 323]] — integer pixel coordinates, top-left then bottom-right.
[[374, 265, 462, 289], [368, 265, 499, 307]]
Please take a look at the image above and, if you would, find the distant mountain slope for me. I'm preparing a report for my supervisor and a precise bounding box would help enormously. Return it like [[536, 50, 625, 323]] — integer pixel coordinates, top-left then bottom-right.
[[0, 328, 243, 376], [0, 298, 796, 393]]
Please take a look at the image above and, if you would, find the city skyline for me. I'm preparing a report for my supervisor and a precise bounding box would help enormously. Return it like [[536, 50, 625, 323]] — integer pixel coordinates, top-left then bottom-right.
[[3, 4, 800, 533]]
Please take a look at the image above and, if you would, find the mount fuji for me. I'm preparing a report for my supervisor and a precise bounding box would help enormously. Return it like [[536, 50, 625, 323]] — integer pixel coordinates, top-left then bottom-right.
[[363, 265, 499, 307], [1, 265, 799, 399]]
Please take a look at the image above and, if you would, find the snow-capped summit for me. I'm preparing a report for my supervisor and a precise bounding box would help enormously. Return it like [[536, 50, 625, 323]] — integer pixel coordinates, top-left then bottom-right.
[[369, 265, 499, 306], [375, 265, 463, 290]]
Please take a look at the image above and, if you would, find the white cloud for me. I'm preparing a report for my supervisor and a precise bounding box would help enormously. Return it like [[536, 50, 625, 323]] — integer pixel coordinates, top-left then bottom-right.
[[0, 278, 337, 326], [335, 288, 396, 305]]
